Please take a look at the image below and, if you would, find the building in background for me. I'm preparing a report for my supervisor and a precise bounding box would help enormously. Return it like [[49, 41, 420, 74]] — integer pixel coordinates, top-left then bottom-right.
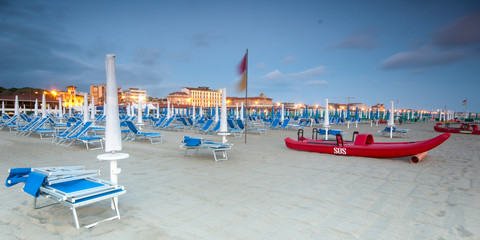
[[58, 86, 84, 107], [90, 84, 123, 105], [122, 88, 146, 103], [228, 93, 273, 108]]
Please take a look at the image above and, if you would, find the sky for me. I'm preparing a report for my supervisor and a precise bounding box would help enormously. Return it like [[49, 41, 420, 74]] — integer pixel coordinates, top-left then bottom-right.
[[1, 0, 480, 112]]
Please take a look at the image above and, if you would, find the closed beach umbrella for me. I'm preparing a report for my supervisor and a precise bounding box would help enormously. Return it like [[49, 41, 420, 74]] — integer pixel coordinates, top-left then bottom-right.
[[240, 102, 244, 121], [90, 98, 96, 120], [104, 54, 122, 153], [14, 95, 19, 116], [192, 102, 195, 120], [137, 97, 143, 124], [219, 88, 228, 133], [156, 103, 160, 119], [42, 94, 47, 119], [167, 100, 170, 119], [214, 102, 219, 123], [34, 99, 38, 117], [281, 104, 285, 123], [83, 92, 89, 122], [2, 101, 5, 116]]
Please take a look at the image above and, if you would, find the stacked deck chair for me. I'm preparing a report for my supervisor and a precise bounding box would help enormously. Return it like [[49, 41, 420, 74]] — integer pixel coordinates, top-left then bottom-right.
[[227, 119, 243, 138], [5, 166, 126, 229], [124, 120, 163, 144], [181, 136, 232, 161]]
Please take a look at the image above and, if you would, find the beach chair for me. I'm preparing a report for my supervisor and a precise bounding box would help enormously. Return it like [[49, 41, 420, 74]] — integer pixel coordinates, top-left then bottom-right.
[[269, 119, 280, 129], [124, 121, 163, 144], [195, 119, 213, 134], [58, 121, 104, 150], [156, 117, 174, 130], [236, 119, 266, 135], [227, 119, 243, 137], [5, 166, 126, 229], [379, 126, 409, 138], [180, 136, 232, 161], [206, 121, 221, 135], [52, 121, 84, 144], [30, 118, 57, 139]]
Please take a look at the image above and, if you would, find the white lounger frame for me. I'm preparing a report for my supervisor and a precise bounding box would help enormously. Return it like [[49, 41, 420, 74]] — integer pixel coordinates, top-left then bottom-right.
[[32, 166, 126, 229]]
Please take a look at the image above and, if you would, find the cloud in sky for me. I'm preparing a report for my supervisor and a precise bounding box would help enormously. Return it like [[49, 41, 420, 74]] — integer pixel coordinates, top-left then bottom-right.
[[305, 80, 328, 86], [282, 56, 296, 64], [330, 27, 379, 49], [190, 33, 227, 47], [381, 10, 480, 70], [262, 66, 326, 84], [256, 62, 268, 71]]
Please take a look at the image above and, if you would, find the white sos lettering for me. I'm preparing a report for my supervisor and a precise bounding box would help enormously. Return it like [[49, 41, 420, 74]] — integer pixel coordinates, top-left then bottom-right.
[[333, 147, 347, 155]]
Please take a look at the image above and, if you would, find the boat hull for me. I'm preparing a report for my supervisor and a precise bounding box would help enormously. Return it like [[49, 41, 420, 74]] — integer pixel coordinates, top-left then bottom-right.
[[434, 123, 480, 135], [284, 133, 450, 158]]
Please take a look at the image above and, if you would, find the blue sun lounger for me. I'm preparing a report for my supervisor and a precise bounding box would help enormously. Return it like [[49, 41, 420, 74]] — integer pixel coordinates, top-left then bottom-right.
[[181, 136, 232, 161], [5, 166, 126, 229]]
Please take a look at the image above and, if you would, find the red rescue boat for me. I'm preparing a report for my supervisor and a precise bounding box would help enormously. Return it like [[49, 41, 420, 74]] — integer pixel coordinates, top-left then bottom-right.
[[434, 122, 480, 135], [284, 131, 450, 159]]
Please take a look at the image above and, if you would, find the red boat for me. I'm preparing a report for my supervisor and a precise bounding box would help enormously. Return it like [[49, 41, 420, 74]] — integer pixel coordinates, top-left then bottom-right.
[[284, 131, 450, 159], [434, 123, 480, 134]]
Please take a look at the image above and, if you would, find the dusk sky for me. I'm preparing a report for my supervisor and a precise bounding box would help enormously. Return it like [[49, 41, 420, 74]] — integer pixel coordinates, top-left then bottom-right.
[[1, 0, 480, 112]]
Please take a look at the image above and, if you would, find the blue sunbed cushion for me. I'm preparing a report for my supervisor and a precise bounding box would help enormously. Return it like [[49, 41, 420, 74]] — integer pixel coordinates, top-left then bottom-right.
[[183, 136, 201, 146], [5, 168, 31, 187], [23, 172, 47, 197]]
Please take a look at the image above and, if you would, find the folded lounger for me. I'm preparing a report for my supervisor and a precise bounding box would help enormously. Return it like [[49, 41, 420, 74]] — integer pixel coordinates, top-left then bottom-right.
[[5, 166, 126, 229], [181, 136, 232, 162]]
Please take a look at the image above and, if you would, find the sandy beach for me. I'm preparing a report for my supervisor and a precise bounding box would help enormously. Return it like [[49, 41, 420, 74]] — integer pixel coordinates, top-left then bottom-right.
[[1, 121, 479, 239]]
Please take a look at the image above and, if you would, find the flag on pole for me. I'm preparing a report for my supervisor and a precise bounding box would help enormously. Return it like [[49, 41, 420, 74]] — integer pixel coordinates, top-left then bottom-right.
[[237, 53, 247, 92], [462, 99, 467, 106]]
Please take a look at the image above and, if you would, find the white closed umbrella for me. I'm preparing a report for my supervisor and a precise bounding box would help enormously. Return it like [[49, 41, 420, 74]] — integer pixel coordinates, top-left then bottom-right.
[[167, 100, 171, 119], [34, 99, 38, 117], [97, 54, 129, 209], [137, 98, 143, 124], [1, 101, 5, 116], [236, 103, 239, 119], [41, 94, 47, 119], [323, 98, 330, 140], [83, 92, 89, 122], [214, 102, 219, 123], [281, 104, 285, 123], [192, 102, 196, 120], [219, 88, 228, 133], [218, 88, 230, 144], [388, 101, 395, 138], [241, 102, 244, 121], [14, 95, 19, 116], [58, 98, 63, 118], [90, 96, 95, 120]]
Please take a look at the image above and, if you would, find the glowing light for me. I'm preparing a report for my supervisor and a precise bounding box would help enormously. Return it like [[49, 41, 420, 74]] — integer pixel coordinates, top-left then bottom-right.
[[51, 91, 58, 96]]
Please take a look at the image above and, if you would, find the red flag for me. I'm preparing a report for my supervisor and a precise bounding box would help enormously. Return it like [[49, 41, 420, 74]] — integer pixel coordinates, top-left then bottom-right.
[[238, 53, 247, 74]]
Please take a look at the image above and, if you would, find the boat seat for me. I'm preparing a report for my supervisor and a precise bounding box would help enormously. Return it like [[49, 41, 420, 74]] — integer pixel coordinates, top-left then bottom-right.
[[354, 133, 374, 146]]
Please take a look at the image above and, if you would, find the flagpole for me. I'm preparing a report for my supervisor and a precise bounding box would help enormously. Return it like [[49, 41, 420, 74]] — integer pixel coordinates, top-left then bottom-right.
[[244, 49, 248, 144]]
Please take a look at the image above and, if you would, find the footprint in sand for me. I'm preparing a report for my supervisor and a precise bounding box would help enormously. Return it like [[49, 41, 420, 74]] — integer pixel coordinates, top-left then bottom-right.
[[432, 210, 446, 217], [454, 225, 473, 237]]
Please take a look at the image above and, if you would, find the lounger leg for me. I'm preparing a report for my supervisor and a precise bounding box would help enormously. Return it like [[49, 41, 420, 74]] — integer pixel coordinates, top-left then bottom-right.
[[72, 207, 80, 229]]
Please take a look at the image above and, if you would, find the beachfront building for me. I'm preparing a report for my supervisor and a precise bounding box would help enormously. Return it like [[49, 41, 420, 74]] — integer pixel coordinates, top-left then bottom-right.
[[227, 93, 273, 108], [57, 86, 85, 108], [167, 91, 190, 105], [0, 94, 58, 115], [122, 88, 147, 103], [90, 84, 123, 106], [182, 87, 222, 107]]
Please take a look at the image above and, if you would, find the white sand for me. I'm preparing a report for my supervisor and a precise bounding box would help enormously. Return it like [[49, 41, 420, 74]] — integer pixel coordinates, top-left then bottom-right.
[[0, 121, 479, 239]]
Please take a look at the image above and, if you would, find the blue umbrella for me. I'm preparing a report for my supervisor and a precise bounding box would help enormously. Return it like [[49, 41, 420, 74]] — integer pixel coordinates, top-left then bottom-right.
[[346, 106, 350, 120]]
